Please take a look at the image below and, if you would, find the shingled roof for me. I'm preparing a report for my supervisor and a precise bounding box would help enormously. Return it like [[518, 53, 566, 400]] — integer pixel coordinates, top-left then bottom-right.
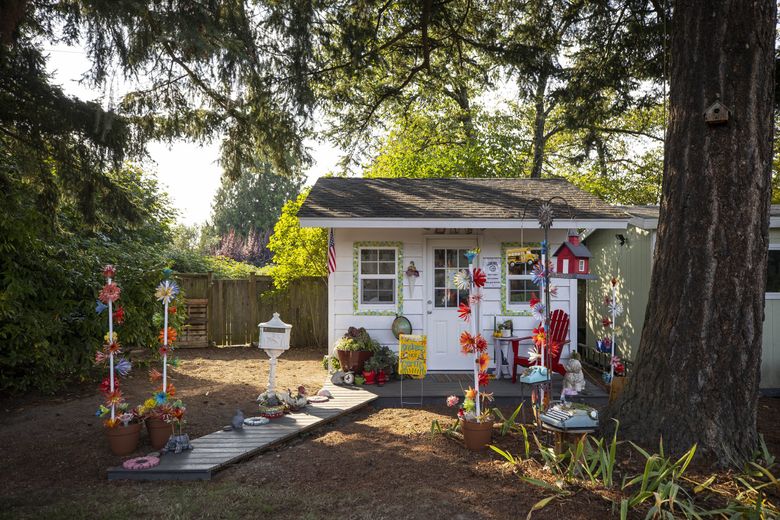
[[299, 177, 628, 222]]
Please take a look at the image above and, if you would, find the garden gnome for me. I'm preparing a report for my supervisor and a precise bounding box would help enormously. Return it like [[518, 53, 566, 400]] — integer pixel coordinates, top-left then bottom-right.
[[232, 409, 245, 430], [561, 352, 586, 400]]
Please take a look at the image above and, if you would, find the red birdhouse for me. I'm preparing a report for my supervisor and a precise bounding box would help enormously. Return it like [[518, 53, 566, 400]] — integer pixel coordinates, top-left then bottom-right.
[[553, 230, 591, 276]]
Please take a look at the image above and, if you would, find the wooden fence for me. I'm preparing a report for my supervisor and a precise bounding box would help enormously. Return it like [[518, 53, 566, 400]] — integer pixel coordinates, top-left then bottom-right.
[[176, 273, 327, 348]]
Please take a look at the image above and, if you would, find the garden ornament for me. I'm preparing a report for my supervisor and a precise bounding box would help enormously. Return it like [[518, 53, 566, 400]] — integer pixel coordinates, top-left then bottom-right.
[[330, 371, 346, 385], [231, 409, 245, 430], [561, 353, 586, 400], [316, 388, 333, 398], [161, 433, 193, 455]]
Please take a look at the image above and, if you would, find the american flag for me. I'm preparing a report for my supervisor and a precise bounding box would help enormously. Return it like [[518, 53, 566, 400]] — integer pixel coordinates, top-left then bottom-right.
[[327, 228, 337, 275]]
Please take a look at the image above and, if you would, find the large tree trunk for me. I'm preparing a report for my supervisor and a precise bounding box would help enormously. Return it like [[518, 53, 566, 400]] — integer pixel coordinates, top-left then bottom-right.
[[609, 1, 775, 465]]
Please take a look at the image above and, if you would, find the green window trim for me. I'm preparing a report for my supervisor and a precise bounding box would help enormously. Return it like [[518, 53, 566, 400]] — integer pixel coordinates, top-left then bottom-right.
[[353, 241, 404, 316], [500, 241, 537, 317]]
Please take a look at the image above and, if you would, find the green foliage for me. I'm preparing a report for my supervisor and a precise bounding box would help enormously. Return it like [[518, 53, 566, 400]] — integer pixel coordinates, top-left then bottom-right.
[[334, 327, 379, 352], [321, 355, 341, 372], [267, 189, 327, 290], [211, 162, 303, 237], [370, 346, 398, 373], [0, 161, 173, 394]]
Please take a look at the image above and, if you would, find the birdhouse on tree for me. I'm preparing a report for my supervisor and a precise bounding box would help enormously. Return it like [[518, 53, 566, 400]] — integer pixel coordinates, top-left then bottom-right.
[[553, 230, 592, 277]]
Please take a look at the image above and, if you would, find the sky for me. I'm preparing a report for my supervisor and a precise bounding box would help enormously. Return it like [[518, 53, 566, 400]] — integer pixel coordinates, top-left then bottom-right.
[[45, 44, 341, 226]]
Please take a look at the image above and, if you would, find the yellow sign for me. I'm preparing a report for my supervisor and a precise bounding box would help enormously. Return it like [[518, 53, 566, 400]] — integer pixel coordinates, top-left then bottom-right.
[[398, 334, 427, 378]]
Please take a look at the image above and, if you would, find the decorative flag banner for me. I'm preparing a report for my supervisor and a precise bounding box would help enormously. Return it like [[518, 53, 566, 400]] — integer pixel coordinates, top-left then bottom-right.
[[327, 228, 337, 275], [398, 334, 427, 377]]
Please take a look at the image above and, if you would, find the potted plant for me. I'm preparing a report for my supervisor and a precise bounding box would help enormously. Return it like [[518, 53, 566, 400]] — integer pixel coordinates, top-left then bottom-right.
[[257, 390, 287, 418], [446, 389, 496, 452], [334, 327, 379, 373], [101, 404, 143, 456], [371, 346, 398, 384], [608, 355, 628, 402], [93, 265, 141, 456], [362, 357, 378, 385]]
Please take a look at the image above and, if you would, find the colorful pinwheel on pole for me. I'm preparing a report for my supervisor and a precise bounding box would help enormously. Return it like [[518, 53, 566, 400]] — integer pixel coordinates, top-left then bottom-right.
[[94, 265, 132, 427]]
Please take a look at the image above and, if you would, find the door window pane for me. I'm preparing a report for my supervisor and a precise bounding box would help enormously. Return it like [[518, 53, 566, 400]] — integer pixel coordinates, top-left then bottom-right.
[[433, 248, 471, 307]]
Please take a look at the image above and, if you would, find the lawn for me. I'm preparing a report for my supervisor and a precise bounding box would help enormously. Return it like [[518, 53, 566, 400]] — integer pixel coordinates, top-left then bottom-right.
[[1, 347, 779, 519]]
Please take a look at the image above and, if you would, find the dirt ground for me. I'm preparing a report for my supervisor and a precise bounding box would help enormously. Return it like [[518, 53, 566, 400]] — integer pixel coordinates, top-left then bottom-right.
[[1, 347, 779, 519]]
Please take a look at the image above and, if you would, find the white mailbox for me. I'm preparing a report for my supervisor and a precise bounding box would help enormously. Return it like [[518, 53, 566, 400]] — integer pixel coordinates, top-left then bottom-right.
[[258, 313, 292, 396], [259, 312, 292, 353]]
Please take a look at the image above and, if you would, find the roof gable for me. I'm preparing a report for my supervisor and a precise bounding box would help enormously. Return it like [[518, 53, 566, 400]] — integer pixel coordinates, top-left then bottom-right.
[[552, 241, 592, 258]]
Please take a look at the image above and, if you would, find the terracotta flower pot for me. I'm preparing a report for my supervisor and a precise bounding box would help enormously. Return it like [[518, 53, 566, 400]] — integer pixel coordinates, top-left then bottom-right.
[[462, 419, 493, 452], [362, 370, 376, 385], [609, 376, 628, 403], [335, 350, 374, 373], [146, 418, 174, 450], [105, 422, 142, 456]]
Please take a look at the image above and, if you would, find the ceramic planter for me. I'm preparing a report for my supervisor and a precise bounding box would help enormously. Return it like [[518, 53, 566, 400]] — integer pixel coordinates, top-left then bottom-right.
[[377, 370, 389, 384], [146, 418, 174, 450], [336, 350, 373, 373], [105, 422, 142, 456], [362, 370, 376, 385], [461, 420, 493, 452]]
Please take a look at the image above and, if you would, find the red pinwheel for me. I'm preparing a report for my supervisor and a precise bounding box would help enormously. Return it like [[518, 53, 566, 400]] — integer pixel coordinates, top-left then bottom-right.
[[475, 334, 488, 353], [471, 268, 486, 288], [457, 302, 471, 322], [529, 294, 540, 308], [478, 372, 490, 388], [459, 331, 476, 354], [98, 282, 121, 304], [113, 306, 125, 325], [602, 317, 612, 328]]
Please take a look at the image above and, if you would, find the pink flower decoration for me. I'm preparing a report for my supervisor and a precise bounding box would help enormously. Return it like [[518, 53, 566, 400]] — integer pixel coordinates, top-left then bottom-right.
[[122, 456, 160, 470], [102, 265, 116, 279], [99, 282, 121, 303], [446, 395, 459, 407]]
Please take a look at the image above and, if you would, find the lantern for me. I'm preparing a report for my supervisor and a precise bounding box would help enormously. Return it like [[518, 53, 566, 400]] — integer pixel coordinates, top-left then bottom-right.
[[257, 313, 292, 395]]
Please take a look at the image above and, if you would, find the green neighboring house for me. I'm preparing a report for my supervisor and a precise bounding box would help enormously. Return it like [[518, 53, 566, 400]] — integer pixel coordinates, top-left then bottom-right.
[[584, 205, 780, 392]]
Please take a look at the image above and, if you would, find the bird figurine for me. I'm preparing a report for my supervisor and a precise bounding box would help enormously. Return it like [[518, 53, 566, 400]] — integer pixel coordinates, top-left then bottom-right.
[[231, 409, 245, 430]]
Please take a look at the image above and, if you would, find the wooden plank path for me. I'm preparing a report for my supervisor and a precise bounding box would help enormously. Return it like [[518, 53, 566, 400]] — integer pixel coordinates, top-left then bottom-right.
[[107, 383, 376, 481]]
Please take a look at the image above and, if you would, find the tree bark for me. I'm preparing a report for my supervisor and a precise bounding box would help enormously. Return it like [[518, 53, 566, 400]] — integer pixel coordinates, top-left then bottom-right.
[[530, 72, 549, 178], [608, 1, 775, 465]]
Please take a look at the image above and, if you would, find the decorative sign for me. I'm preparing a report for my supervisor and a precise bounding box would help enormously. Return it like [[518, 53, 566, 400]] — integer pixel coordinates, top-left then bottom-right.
[[482, 256, 501, 289], [398, 334, 427, 377]]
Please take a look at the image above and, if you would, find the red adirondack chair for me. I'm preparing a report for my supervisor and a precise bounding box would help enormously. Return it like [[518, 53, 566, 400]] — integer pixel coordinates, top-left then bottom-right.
[[511, 309, 570, 383]]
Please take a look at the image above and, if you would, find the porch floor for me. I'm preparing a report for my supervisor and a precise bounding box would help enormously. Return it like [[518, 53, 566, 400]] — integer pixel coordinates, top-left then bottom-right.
[[364, 371, 609, 404]]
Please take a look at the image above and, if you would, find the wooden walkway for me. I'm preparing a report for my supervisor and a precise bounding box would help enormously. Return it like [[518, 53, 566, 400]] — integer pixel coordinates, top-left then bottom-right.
[[107, 383, 376, 481]]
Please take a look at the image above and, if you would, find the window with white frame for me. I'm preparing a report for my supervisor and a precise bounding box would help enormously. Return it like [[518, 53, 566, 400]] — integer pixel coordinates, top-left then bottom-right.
[[767, 246, 780, 298], [359, 248, 397, 304], [506, 246, 541, 305]]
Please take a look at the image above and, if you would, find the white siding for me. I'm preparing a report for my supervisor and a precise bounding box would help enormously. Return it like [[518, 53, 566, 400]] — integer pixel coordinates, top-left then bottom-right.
[[329, 228, 579, 368]]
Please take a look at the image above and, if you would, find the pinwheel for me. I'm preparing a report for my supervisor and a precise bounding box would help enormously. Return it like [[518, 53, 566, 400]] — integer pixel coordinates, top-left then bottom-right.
[[457, 302, 471, 322], [155, 280, 179, 304]]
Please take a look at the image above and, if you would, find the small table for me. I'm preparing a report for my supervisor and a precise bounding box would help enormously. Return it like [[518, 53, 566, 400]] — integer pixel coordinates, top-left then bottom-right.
[[493, 336, 522, 379]]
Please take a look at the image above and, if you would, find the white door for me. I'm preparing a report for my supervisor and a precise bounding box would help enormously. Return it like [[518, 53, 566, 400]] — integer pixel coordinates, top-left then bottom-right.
[[426, 241, 477, 370]]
